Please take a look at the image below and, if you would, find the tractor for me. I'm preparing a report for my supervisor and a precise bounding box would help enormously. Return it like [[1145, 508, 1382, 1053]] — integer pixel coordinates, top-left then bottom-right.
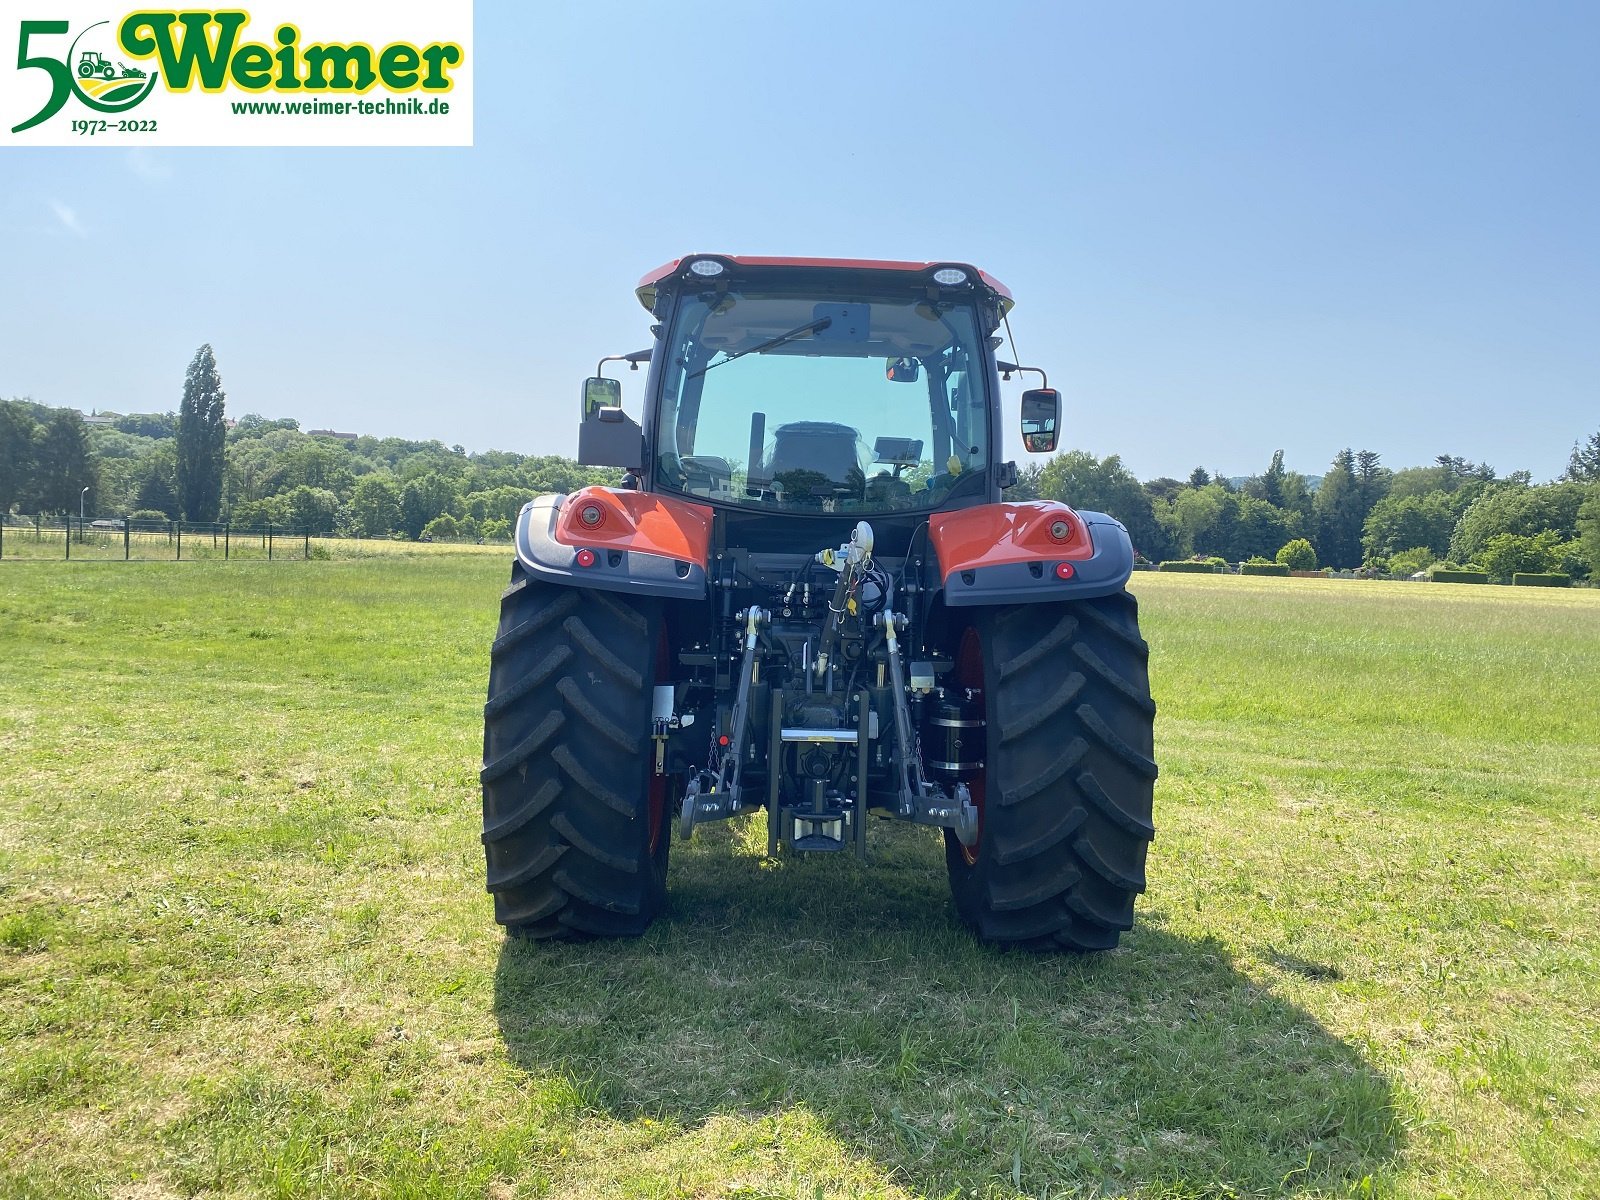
[[481, 256, 1156, 950], [77, 51, 117, 80]]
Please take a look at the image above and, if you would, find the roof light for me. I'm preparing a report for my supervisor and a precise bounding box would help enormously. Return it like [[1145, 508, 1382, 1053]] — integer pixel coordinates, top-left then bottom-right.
[[932, 268, 968, 286], [688, 259, 725, 277]]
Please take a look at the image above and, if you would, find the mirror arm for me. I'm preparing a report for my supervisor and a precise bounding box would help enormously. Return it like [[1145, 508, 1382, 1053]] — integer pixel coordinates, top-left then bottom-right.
[[595, 348, 653, 376], [995, 360, 1048, 389]]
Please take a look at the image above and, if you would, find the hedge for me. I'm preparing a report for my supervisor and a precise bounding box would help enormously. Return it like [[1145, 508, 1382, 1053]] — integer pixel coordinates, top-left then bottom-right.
[[1512, 573, 1571, 587], [1240, 563, 1290, 577], [1160, 561, 1224, 573], [1433, 570, 1489, 584]]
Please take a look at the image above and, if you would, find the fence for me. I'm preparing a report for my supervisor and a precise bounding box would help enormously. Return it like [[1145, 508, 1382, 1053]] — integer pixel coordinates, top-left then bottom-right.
[[0, 517, 314, 562]]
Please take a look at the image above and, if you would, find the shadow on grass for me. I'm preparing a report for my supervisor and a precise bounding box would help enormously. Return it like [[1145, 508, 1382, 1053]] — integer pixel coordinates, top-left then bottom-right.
[[493, 821, 1401, 1196]]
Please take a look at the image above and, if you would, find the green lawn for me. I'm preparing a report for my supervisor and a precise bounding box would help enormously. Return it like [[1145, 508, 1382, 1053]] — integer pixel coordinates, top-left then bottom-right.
[[1, 562, 1596, 1199]]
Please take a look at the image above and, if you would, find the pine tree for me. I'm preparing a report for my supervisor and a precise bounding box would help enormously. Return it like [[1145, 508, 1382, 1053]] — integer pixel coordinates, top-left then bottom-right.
[[176, 344, 227, 521], [32, 409, 97, 513], [1564, 431, 1600, 482], [0, 400, 39, 513], [1260, 449, 1286, 507], [1314, 448, 1363, 568]]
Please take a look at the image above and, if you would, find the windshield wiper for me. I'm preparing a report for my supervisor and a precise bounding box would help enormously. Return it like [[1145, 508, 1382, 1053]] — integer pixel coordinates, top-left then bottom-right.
[[688, 317, 832, 379]]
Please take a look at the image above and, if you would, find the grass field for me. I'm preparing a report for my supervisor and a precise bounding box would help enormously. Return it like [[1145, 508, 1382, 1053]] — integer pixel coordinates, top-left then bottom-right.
[[2, 561, 1597, 1199]]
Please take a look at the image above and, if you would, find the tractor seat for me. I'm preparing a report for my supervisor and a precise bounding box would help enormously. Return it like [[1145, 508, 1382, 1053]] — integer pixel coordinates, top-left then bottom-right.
[[767, 422, 862, 487]]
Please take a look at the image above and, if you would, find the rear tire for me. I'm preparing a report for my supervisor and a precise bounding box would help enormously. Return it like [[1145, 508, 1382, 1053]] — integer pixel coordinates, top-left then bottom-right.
[[481, 564, 670, 939], [944, 591, 1157, 951]]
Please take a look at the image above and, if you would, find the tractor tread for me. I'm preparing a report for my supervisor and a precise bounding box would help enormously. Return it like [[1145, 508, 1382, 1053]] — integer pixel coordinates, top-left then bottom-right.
[[996, 613, 1076, 681], [999, 736, 1087, 808], [1073, 592, 1148, 654], [481, 778, 562, 844], [1065, 889, 1136, 931], [496, 890, 564, 928], [552, 867, 641, 915], [563, 616, 645, 690], [988, 861, 1084, 912], [486, 843, 566, 891], [1073, 835, 1148, 892], [1076, 703, 1159, 780], [551, 745, 635, 816], [1071, 641, 1159, 716], [1000, 672, 1085, 743], [483, 645, 572, 719], [491, 590, 580, 656], [551, 813, 639, 874], [556, 676, 640, 754], [589, 589, 649, 635], [1076, 769, 1157, 839], [480, 710, 565, 784], [991, 804, 1088, 866]]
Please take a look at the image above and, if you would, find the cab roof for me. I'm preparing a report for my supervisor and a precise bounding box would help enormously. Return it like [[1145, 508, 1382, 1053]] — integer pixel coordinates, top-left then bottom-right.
[[635, 255, 1015, 316]]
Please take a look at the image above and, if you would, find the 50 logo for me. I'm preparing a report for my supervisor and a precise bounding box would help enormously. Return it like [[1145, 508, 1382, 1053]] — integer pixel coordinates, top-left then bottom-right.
[[13, 18, 159, 133]]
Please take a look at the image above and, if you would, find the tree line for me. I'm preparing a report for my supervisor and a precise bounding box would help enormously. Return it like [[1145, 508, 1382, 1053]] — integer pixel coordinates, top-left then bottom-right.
[[1008, 437, 1600, 581], [3, 365, 1597, 580]]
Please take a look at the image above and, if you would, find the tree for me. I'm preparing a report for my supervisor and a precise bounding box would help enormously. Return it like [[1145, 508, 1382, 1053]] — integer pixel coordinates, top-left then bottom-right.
[[399, 472, 459, 539], [32, 409, 98, 513], [0, 400, 39, 513], [285, 485, 339, 533], [1354, 449, 1390, 514], [1276, 538, 1317, 571], [1479, 531, 1560, 581], [1362, 493, 1456, 561], [1244, 449, 1287, 507], [1449, 481, 1588, 563], [1577, 485, 1600, 575], [1313, 449, 1363, 568], [132, 442, 179, 518], [347, 474, 402, 537], [1564, 431, 1600, 482], [176, 344, 227, 521], [1187, 466, 1211, 489]]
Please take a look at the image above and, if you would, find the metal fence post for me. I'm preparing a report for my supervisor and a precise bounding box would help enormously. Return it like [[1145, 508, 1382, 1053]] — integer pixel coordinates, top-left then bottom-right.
[[176, 521, 182, 561], [225, 524, 230, 560], [65, 518, 71, 560], [124, 520, 130, 561], [268, 522, 273, 561], [304, 529, 310, 559]]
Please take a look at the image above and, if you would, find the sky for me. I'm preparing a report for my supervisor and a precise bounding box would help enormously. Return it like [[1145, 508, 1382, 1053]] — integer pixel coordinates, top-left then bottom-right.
[[2, 0, 1596, 483]]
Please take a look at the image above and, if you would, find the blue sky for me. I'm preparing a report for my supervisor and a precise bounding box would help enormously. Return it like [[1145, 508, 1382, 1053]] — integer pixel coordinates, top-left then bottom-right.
[[2, 0, 1596, 482]]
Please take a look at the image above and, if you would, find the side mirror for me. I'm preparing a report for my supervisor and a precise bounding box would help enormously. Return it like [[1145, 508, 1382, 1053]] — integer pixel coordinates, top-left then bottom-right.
[[1020, 388, 1060, 454], [582, 376, 622, 420]]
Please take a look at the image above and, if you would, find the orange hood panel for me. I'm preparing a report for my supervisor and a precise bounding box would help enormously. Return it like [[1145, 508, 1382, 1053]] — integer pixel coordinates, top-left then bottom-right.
[[552, 487, 713, 565], [929, 501, 1095, 580]]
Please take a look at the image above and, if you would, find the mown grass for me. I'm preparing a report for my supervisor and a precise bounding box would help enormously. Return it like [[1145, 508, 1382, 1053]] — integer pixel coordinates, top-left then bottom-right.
[[1, 562, 1596, 1199]]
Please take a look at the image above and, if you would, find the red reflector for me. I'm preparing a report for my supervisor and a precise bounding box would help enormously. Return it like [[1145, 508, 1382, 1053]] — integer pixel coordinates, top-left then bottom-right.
[[1055, 562, 1076, 580], [718, 735, 731, 746], [575, 549, 597, 568]]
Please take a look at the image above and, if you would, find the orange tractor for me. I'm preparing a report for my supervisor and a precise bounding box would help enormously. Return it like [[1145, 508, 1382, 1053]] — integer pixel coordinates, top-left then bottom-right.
[[481, 256, 1156, 949]]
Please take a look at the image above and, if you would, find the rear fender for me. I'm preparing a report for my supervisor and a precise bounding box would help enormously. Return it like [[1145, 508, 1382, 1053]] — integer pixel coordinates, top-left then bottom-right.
[[514, 487, 712, 599], [929, 500, 1133, 606]]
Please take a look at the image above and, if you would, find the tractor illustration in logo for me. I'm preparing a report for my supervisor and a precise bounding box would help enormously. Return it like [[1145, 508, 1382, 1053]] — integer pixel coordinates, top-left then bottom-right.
[[77, 51, 146, 82]]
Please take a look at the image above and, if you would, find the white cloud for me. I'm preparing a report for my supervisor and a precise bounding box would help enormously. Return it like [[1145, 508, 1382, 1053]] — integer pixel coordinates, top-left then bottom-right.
[[125, 148, 172, 183], [50, 200, 87, 238]]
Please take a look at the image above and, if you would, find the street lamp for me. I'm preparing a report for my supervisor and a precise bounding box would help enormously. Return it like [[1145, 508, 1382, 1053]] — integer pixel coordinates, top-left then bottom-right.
[[80, 486, 89, 521]]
